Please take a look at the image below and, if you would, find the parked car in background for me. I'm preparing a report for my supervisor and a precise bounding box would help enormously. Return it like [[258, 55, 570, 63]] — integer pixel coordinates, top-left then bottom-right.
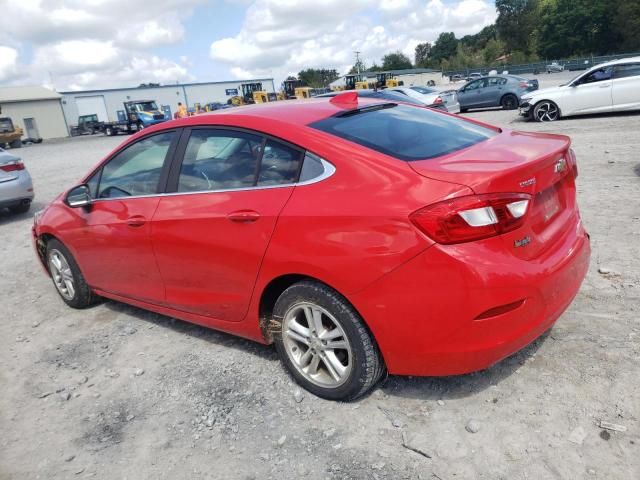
[[387, 86, 461, 113], [458, 75, 539, 112], [466, 72, 483, 81], [450, 74, 464, 82], [547, 62, 565, 73], [0, 147, 34, 214], [33, 94, 590, 400], [317, 89, 448, 111], [520, 57, 640, 122], [69, 114, 104, 136]]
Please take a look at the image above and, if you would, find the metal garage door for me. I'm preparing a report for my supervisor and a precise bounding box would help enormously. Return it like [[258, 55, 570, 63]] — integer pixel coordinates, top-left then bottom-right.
[[75, 96, 109, 122]]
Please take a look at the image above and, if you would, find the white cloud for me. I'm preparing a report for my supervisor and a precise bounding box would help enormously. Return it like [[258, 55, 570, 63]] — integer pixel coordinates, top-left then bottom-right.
[[0, 0, 202, 89], [0, 46, 20, 82], [211, 0, 497, 84]]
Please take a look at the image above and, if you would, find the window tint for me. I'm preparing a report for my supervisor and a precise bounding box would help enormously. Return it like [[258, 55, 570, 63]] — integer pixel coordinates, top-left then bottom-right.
[[311, 104, 496, 161], [299, 152, 327, 182], [580, 67, 612, 84], [488, 77, 507, 86], [257, 140, 302, 186], [614, 63, 640, 79], [178, 129, 262, 192], [464, 79, 485, 91], [97, 132, 174, 198]]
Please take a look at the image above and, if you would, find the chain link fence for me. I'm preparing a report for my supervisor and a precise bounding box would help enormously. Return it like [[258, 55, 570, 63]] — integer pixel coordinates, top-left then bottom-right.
[[444, 52, 640, 78]]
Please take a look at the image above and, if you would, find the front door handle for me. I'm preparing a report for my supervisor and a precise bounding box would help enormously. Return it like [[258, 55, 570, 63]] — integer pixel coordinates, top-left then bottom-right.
[[127, 215, 146, 227], [599, 83, 611, 88], [227, 210, 260, 223]]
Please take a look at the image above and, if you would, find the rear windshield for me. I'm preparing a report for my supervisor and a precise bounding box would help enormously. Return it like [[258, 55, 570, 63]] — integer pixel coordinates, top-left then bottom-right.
[[310, 104, 497, 161]]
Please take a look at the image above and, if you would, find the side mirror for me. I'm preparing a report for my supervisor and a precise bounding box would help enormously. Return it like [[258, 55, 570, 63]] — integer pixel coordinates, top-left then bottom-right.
[[65, 184, 92, 208]]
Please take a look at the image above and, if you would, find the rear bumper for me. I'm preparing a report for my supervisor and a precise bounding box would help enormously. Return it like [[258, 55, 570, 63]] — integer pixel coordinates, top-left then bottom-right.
[[0, 171, 34, 208], [350, 220, 590, 376]]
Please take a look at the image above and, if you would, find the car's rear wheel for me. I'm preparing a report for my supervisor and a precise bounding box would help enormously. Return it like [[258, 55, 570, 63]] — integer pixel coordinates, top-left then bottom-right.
[[501, 94, 518, 110], [9, 201, 30, 214], [533, 101, 560, 122], [46, 239, 97, 309], [273, 281, 385, 401], [10, 139, 22, 148]]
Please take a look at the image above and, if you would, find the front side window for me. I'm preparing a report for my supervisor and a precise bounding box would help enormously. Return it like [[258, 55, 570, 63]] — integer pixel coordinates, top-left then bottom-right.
[[311, 104, 496, 161], [97, 131, 174, 198], [613, 63, 640, 79], [579, 67, 613, 84], [464, 79, 485, 91]]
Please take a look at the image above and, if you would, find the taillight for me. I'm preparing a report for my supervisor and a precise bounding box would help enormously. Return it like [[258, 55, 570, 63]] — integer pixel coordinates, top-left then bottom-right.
[[0, 160, 25, 172], [567, 148, 578, 179], [433, 96, 443, 104], [519, 81, 529, 88], [410, 193, 532, 244]]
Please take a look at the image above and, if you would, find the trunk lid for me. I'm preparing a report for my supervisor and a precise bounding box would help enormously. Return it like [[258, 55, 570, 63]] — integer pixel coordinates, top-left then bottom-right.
[[409, 129, 578, 259]]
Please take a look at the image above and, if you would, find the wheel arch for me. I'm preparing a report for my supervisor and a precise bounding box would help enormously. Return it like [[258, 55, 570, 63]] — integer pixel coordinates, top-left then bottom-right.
[[36, 232, 60, 275], [257, 273, 382, 353]]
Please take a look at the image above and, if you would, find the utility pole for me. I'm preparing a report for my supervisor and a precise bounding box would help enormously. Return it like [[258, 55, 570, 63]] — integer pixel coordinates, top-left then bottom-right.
[[354, 51, 361, 74]]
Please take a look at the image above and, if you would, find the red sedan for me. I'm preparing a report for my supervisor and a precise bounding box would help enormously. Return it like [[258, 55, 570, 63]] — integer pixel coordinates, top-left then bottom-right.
[[32, 93, 590, 400]]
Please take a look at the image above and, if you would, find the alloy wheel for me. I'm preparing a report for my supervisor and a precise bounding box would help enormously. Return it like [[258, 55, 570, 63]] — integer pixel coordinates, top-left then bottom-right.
[[282, 302, 352, 388], [535, 102, 559, 122], [48, 249, 75, 300]]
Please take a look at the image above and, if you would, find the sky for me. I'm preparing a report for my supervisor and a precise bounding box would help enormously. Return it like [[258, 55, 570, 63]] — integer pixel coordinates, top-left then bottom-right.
[[0, 0, 496, 92]]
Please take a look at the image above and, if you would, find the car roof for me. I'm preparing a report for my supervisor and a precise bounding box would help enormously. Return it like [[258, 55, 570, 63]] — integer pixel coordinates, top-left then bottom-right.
[[156, 96, 390, 129], [596, 56, 640, 67]]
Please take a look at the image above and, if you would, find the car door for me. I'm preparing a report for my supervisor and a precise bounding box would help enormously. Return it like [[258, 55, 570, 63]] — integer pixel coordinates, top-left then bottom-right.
[[563, 66, 613, 115], [458, 79, 486, 109], [611, 62, 640, 111], [481, 77, 504, 107], [151, 127, 303, 321], [71, 130, 178, 303]]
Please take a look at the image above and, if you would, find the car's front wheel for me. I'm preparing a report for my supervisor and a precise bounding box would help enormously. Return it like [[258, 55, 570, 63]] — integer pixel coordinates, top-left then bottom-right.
[[533, 101, 560, 122], [273, 281, 385, 401], [46, 239, 97, 308]]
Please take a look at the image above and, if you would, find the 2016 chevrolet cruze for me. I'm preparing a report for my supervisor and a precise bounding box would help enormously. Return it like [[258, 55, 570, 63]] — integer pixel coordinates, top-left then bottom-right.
[[33, 93, 590, 400]]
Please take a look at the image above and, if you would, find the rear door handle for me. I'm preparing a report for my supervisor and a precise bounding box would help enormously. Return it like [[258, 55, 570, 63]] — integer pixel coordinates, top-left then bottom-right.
[[599, 83, 611, 88], [127, 215, 146, 227], [227, 210, 260, 223]]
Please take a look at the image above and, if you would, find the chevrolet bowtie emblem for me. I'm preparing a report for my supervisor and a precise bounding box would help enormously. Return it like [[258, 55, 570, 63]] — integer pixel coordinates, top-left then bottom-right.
[[554, 158, 567, 173]]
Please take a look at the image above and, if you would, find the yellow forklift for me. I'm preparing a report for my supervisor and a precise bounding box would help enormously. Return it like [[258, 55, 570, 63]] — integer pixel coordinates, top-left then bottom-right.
[[282, 79, 303, 99], [294, 87, 313, 99]]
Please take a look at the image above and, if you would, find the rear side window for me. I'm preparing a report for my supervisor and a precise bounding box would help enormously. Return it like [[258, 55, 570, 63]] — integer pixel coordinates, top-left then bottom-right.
[[310, 104, 496, 161], [257, 140, 303, 186], [614, 63, 640, 79]]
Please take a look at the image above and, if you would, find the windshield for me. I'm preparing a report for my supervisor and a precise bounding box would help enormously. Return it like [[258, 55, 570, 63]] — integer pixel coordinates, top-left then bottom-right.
[[0, 118, 14, 132], [133, 102, 158, 112], [311, 104, 496, 161], [410, 86, 438, 94]]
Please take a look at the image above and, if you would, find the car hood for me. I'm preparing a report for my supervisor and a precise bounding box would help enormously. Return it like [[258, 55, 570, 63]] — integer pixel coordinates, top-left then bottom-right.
[[522, 85, 569, 99]]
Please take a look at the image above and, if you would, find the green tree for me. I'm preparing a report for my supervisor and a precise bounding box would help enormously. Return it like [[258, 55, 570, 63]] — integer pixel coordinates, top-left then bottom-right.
[[482, 38, 506, 64], [297, 68, 340, 88], [381, 51, 413, 70], [535, 0, 620, 58], [414, 42, 432, 67], [348, 58, 367, 74], [612, 0, 640, 51], [430, 32, 458, 63], [495, 0, 538, 54]]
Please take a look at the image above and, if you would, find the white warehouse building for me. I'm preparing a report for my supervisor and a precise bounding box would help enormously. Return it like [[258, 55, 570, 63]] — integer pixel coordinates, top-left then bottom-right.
[[60, 78, 276, 127]]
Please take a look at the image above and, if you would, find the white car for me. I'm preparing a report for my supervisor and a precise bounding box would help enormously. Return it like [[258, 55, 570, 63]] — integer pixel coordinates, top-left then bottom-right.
[[0, 147, 34, 214], [387, 86, 461, 114], [520, 56, 640, 122]]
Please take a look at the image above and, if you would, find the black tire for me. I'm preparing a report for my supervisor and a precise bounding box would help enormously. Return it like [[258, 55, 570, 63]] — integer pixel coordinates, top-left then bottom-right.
[[532, 100, 561, 122], [9, 202, 30, 214], [501, 94, 518, 110], [10, 139, 22, 148], [45, 239, 97, 309], [105, 126, 114, 136], [273, 281, 385, 401], [460, 107, 468, 113]]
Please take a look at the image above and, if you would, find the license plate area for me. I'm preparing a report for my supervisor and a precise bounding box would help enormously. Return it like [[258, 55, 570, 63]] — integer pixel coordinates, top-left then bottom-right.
[[531, 183, 564, 233]]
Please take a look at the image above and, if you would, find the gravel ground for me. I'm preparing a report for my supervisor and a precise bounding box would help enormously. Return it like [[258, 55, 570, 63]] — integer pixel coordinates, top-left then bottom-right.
[[1, 98, 639, 479]]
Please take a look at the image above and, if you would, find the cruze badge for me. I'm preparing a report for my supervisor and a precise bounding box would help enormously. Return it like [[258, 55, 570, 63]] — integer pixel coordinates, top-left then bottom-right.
[[514, 236, 531, 248], [519, 178, 536, 188], [554, 158, 567, 173]]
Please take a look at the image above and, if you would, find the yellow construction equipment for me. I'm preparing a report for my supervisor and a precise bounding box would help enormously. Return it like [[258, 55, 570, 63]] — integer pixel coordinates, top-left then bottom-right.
[[294, 87, 313, 99], [376, 73, 404, 89], [252, 91, 269, 103]]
